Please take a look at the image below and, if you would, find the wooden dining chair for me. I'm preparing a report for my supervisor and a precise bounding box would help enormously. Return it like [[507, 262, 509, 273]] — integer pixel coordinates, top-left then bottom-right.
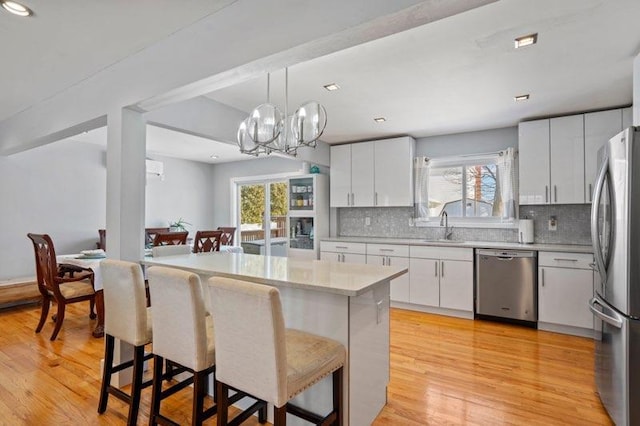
[[96, 229, 106, 250], [27, 233, 96, 341], [193, 230, 223, 253], [145, 227, 170, 247], [217, 227, 236, 246], [152, 231, 188, 246]]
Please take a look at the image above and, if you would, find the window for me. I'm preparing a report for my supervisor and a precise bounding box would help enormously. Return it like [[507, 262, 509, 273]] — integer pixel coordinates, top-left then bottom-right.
[[415, 148, 517, 225]]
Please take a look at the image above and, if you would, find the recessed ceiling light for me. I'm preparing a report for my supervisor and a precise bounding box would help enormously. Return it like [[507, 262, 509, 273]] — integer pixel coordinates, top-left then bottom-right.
[[374, 117, 386, 123], [210, 155, 219, 159], [514, 94, 530, 101], [514, 33, 537, 48], [323, 83, 340, 91], [1, 1, 33, 17]]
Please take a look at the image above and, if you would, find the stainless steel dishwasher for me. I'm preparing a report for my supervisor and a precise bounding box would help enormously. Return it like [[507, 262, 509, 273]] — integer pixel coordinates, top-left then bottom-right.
[[475, 249, 537, 325]]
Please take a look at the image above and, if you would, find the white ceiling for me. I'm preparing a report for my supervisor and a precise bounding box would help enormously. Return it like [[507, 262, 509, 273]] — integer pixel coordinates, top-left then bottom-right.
[[4, 0, 640, 163], [67, 125, 252, 164], [205, 0, 640, 144]]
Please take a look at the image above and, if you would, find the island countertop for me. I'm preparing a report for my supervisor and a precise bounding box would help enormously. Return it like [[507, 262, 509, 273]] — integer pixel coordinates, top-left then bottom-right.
[[142, 252, 407, 297]]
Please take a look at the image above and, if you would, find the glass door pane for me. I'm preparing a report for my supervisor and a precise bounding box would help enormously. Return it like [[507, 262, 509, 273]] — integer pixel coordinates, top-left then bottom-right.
[[269, 181, 288, 257], [239, 183, 266, 254]]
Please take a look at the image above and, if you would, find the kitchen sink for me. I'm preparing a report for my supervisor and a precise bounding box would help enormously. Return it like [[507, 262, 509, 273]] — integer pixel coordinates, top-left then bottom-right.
[[424, 239, 465, 244]]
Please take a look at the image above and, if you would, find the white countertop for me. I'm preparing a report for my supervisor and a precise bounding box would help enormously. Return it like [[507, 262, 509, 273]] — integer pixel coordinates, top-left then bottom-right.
[[321, 237, 593, 254], [142, 252, 407, 297]]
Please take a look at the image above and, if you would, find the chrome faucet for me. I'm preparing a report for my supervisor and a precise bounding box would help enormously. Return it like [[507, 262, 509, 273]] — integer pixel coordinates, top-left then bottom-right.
[[440, 211, 453, 240]]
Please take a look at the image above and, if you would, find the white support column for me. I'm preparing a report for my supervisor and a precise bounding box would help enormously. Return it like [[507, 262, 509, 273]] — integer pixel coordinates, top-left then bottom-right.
[[105, 107, 146, 386], [106, 107, 146, 261]]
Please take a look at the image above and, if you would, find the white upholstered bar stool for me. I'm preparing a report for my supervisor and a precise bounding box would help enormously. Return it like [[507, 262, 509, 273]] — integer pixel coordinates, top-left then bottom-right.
[[98, 259, 153, 426], [147, 266, 217, 426], [208, 277, 346, 426]]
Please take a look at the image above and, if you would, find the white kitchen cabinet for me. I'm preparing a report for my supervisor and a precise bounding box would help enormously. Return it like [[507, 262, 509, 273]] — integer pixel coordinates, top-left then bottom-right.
[[330, 137, 414, 207], [550, 115, 585, 204], [538, 251, 595, 335], [320, 241, 366, 264], [584, 109, 623, 202], [367, 244, 410, 303], [518, 119, 550, 205], [329, 144, 354, 208], [519, 115, 585, 204], [373, 137, 415, 207], [408, 246, 473, 313]]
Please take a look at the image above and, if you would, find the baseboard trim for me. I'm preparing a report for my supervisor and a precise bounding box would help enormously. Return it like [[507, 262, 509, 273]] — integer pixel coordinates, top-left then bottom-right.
[[0, 281, 40, 308]]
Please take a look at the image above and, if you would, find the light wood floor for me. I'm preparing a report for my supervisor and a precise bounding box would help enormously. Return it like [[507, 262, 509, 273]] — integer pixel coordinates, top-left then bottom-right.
[[0, 303, 612, 425]]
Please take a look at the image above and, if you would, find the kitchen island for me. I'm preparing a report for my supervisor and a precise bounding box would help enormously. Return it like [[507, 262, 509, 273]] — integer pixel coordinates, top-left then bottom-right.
[[142, 252, 407, 426]]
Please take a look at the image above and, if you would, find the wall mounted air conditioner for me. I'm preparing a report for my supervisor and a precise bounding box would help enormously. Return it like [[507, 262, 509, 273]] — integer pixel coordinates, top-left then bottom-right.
[[145, 159, 164, 177]]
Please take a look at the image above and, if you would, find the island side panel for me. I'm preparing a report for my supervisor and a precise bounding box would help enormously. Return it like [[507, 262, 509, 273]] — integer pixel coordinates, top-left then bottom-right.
[[278, 286, 351, 425], [349, 281, 391, 426]]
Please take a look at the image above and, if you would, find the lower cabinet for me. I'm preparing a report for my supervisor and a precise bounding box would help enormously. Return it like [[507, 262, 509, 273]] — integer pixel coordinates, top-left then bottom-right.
[[320, 241, 366, 264], [366, 244, 410, 303], [538, 251, 595, 336], [408, 246, 474, 313]]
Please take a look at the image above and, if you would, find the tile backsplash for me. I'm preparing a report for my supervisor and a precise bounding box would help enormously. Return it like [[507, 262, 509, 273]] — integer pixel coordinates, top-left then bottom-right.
[[337, 204, 591, 245]]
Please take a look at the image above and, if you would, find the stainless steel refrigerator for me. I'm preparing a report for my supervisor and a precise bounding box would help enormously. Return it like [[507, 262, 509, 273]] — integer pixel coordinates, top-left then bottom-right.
[[589, 127, 640, 426]]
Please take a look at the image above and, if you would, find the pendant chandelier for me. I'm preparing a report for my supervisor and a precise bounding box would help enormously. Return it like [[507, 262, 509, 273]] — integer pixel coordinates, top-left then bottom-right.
[[237, 68, 327, 156]]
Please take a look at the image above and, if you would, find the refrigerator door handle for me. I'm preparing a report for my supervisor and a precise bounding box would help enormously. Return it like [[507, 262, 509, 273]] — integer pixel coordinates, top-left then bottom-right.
[[589, 296, 623, 329], [591, 156, 609, 285]]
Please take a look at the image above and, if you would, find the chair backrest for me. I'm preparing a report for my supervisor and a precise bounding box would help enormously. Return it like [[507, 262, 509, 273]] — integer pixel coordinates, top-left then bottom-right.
[[97, 229, 106, 250], [145, 227, 170, 246], [208, 277, 287, 406], [27, 233, 60, 298], [152, 245, 191, 257], [152, 231, 188, 247], [147, 267, 212, 371], [217, 227, 236, 246], [193, 230, 223, 253], [101, 259, 150, 346]]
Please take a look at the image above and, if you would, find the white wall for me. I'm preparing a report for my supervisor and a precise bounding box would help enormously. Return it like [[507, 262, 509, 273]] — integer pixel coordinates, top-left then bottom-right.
[[415, 126, 518, 157], [0, 141, 107, 282], [211, 156, 305, 227], [145, 155, 215, 233], [0, 143, 217, 283]]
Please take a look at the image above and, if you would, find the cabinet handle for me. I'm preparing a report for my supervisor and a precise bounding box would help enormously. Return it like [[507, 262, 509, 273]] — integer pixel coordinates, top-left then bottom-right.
[[337, 253, 341, 262], [347, 193, 350, 206], [441, 261, 445, 277], [387, 257, 392, 266], [382, 257, 386, 266], [435, 261, 438, 277], [376, 300, 383, 324], [545, 185, 549, 203], [335, 246, 348, 249], [375, 192, 378, 206], [351, 193, 354, 205], [589, 183, 593, 202], [379, 249, 395, 252], [553, 258, 578, 262], [541, 268, 545, 286], [554, 185, 558, 203]]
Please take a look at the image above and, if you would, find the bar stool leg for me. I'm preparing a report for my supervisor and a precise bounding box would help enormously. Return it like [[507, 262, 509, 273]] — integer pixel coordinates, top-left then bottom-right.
[[216, 381, 228, 426], [97, 334, 115, 413], [333, 367, 344, 426], [274, 405, 287, 426], [149, 355, 164, 426], [127, 345, 146, 426]]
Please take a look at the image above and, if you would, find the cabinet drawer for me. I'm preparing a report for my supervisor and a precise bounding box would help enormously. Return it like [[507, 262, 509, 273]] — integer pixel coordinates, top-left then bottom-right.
[[538, 251, 593, 269], [367, 244, 409, 257], [410, 246, 473, 261], [320, 241, 366, 255]]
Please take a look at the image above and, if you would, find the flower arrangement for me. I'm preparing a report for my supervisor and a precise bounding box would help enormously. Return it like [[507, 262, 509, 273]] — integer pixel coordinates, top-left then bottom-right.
[[169, 218, 191, 232]]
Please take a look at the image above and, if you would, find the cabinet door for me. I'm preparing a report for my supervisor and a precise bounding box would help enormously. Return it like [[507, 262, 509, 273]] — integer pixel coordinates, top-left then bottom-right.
[[518, 120, 550, 205], [622, 106, 633, 129], [350, 142, 375, 207], [343, 253, 367, 264], [539, 267, 593, 329], [330, 144, 352, 207], [584, 110, 621, 203], [550, 115, 585, 204], [374, 137, 414, 207], [408, 258, 439, 307], [368, 255, 410, 303], [439, 260, 473, 312], [320, 251, 342, 262]]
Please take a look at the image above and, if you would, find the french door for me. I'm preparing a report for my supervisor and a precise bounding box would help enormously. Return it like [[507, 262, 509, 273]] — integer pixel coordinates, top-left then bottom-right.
[[236, 179, 288, 257]]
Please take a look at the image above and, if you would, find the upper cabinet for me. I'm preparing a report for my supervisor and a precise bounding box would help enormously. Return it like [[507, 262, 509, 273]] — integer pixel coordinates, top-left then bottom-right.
[[584, 109, 623, 203], [520, 106, 631, 205], [330, 136, 415, 207], [519, 116, 584, 204]]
